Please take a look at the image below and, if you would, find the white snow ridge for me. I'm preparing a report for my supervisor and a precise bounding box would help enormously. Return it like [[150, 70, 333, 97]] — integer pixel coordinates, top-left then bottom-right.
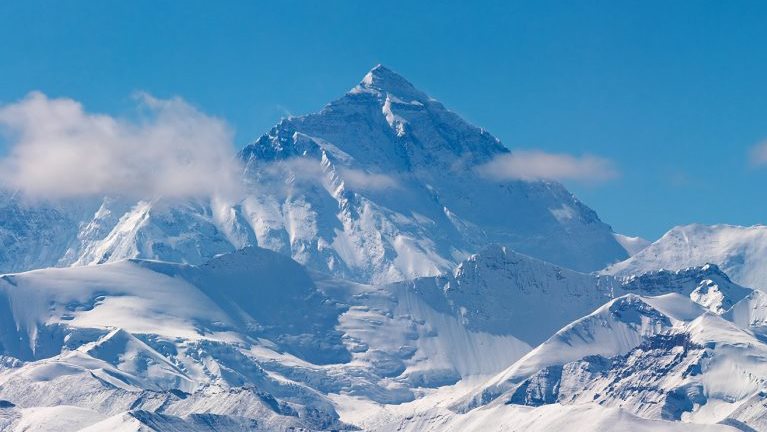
[[0, 66, 764, 431]]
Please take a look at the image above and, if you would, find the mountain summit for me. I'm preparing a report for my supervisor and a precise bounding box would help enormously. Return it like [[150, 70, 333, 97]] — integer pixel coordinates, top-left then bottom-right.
[[242, 64, 507, 172], [354, 64, 430, 101], [237, 65, 628, 280], [0, 65, 628, 281]]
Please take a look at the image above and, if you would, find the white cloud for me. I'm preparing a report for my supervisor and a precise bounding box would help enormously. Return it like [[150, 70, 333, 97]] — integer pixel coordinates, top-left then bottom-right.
[[338, 167, 399, 191], [0, 91, 242, 200], [477, 150, 618, 183], [749, 140, 767, 167]]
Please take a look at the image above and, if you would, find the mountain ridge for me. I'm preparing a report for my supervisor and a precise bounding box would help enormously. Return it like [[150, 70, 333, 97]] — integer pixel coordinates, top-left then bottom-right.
[[605, 223, 767, 291]]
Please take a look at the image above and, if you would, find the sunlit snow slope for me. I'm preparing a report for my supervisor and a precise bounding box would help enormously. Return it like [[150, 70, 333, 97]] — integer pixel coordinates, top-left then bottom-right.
[[0, 245, 758, 431], [606, 224, 767, 291]]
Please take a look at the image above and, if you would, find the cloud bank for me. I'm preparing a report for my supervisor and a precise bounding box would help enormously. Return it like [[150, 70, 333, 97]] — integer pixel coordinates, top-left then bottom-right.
[[477, 150, 618, 183], [0, 92, 242, 200]]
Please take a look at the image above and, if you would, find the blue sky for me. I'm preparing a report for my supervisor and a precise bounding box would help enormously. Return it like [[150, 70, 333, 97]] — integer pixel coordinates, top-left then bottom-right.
[[1, 0, 766, 240]]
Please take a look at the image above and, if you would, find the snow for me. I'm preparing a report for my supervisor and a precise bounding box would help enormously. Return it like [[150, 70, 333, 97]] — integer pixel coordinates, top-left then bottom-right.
[[614, 232, 652, 256], [386, 403, 737, 432], [725, 289, 767, 332], [0, 242, 753, 430], [0, 65, 766, 431], [455, 294, 679, 413], [332, 379, 736, 432], [606, 224, 767, 291], [0, 247, 538, 429], [14, 406, 105, 432], [0, 65, 627, 284], [450, 290, 767, 429]]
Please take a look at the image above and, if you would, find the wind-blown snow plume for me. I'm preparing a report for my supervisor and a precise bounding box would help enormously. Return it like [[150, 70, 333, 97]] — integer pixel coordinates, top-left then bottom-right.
[[258, 157, 400, 193], [477, 150, 618, 183], [0, 91, 242, 200], [337, 167, 400, 191]]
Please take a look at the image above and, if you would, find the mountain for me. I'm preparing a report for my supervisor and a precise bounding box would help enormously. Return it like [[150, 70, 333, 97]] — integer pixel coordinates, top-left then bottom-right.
[[383, 246, 748, 348], [618, 264, 752, 315], [236, 64, 628, 281], [446, 289, 767, 431], [455, 295, 694, 413], [375, 403, 736, 432], [605, 224, 767, 291], [0, 65, 628, 284], [337, 273, 758, 432], [0, 244, 753, 431], [0, 247, 533, 431], [2, 65, 762, 432], [388, 245, 613, 347]]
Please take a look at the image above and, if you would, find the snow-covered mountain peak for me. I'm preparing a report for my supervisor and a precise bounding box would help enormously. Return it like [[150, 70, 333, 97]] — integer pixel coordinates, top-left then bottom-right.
[[607, 294, 672, 327], [452, 244, 583, 283], [231, 67, 629, 279], [243, 64, 507, 174], [453, 294, 677, 413], [353, 64, 430, 102], [0, 66, 627, 285], [605, 223, 767, 291], [620, 263, 733, 288]]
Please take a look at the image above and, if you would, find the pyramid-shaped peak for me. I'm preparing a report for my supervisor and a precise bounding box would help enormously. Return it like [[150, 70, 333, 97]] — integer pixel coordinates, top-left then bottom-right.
[[356, 64, 429, 101]]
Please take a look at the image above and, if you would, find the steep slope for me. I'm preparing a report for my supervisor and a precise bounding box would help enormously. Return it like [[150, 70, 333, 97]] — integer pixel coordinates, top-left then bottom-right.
[[351, 294, 745, 432], [236, 64, 627, 281], [605, 224, 767, 291], [388, 246, 749, 348], [0, 244, 757, 431], [0, 65, 627, 283], [618, 264, 752, 315], [0, 247, 532, 430], [725, 289, 767, 334], [454, 293, 767, 429], [455, 295, 682, 413], [0, 249, 353, 431], [389, 245, 614, 346], [0, 193, 87, 274]]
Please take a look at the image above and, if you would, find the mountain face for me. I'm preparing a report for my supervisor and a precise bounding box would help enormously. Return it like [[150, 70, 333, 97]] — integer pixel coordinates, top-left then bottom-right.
[[0, 65, 627, 284], [444, 259, 755, 417], [454, 298, 767, 429], [0, 244, 751, 431], [236, 65, 627, 281], [0, 247, 532, 431], [605, 224, 767, 292], [443, 276, 767, 430]]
